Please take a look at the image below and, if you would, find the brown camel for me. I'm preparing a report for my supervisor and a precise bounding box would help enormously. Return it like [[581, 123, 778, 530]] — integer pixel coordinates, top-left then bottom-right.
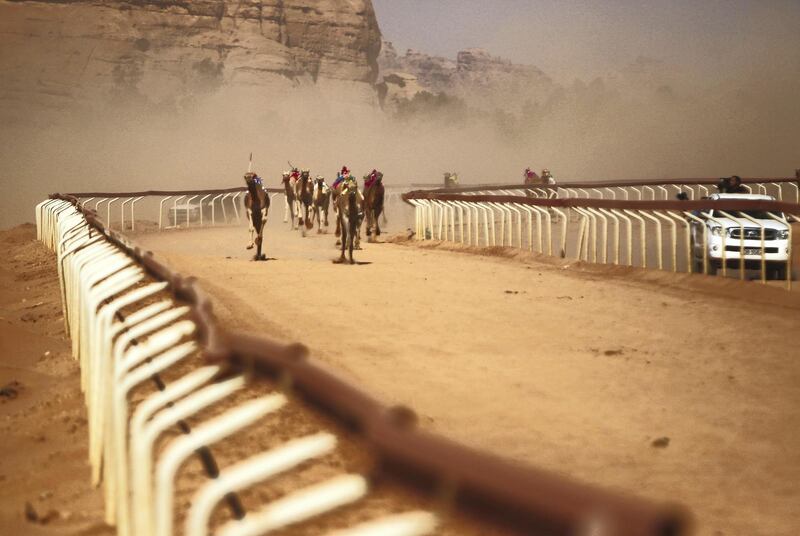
[[282, 171, 297, 229], [312, 176, 331, 233], [294, 169, 314, 236], [333, 175, 363, 249], [363, 171, 385, 242], [334, 179, 363, 264], [444, 172, 459, 188], [244, 172, 270, 261]]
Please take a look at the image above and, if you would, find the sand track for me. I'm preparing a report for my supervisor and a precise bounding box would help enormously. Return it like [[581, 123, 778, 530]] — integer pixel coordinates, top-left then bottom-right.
[[130, 221, 800, 536]]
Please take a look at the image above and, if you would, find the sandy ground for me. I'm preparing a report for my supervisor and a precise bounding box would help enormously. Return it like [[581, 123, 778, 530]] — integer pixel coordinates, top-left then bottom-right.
[[0, 225, 114, 535], [129, 215, 800, 536], [0, 224, 498, 536], [2, 214, 798, 536]]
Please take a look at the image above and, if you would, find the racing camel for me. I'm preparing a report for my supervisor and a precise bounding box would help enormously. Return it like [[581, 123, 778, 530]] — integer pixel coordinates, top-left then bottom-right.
[[244, 172, 270, 261], [363, 170, 385, 242], [282, 171, 297, 229], [294, 169, 314, 236], [312, 175, 331, 233], [334, 178, 363, 264], [333, 175, 363, 249]]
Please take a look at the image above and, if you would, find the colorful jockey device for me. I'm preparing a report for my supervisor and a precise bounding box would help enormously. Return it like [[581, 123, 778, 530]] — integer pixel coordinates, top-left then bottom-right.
[[332, 165, 350, 189], [364, 169, 379, 190], [290, 167, 301, 181]]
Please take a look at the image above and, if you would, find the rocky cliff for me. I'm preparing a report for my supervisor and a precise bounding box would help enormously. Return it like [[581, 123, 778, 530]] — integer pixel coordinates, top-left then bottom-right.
[[0, 0, 383, 122], [379, 41, 556, 111]]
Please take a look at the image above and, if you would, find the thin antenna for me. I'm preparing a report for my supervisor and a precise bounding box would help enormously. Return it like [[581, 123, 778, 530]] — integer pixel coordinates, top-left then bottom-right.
[[248, 153, 253, 173]]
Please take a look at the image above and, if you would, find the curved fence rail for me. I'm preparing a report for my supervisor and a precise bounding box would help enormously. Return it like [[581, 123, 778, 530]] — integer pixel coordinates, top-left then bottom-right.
[[36, 194, 691, 536], [66, 185, 416, 232], [415, 177, 800, 207], [402, 191, 800, 290]]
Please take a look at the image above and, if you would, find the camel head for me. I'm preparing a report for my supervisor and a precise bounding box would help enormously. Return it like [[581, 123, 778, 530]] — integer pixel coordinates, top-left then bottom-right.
[[301, 169, 310, 181], [282, 171, 291, 184], [315, 176, 326, 188], [244, 172, 258, 187], [375, 171, 383, 183]]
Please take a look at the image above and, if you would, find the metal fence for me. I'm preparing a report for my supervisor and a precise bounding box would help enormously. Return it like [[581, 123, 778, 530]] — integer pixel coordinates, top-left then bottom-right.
[[421, 177, 800, 204], [66, 187, 281, 231], [35, 194, 689, 536], [402, 192, 800, 290]]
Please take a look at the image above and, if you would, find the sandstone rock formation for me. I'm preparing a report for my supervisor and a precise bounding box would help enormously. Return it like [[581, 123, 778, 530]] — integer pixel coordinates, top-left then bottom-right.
[[0, 0, 382, 122], [378, 41, 556, 111]]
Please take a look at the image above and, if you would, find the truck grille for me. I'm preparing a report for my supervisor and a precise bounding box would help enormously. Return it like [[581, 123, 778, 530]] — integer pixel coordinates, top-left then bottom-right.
[[728, 227, 779, 240]]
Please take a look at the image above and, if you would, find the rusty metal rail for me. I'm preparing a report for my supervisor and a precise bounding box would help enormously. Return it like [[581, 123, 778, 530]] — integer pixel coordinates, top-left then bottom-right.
[[422, 176, 799, 193], [40, 193, 692, 535], [421, 176, 800, 205]]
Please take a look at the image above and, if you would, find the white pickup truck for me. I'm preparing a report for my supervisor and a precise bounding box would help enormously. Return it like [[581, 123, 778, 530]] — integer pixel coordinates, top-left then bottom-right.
[[690, 194, 791, 278]]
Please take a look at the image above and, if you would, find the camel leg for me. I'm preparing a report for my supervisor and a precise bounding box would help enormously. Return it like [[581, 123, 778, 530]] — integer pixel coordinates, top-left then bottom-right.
[[295, 199, 302, 226], [348, 218, 356, 264], [256, 218, 267, 260], [366, 210, 374, 242], [335, 209, 342, 245], [335, 215, 346, 262], [246, 209, 254, 249], [283, 198, 289, 223]]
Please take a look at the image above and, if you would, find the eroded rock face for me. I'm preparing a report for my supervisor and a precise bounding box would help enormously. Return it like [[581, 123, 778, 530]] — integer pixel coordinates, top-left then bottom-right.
[[0, 0, 383, 121], [379, 41, 555, 111]]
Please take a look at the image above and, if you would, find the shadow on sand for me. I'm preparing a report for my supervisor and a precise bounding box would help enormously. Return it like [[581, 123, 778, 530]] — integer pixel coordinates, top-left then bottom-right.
[[331, 259, 372, 266]]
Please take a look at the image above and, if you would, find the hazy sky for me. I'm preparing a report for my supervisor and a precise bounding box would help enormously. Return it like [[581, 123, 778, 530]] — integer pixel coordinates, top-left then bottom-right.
[[371, 0, 800, 84]]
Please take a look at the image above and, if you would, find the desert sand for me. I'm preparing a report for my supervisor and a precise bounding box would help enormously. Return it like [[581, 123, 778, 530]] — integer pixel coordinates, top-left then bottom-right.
[[2, 216, 799, 535], [0, 225, 114, 535], [129, 216, 800, 536]]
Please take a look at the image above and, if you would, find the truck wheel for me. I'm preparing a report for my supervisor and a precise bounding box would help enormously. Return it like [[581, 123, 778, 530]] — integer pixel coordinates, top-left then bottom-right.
[[693, 257, 704, 274]]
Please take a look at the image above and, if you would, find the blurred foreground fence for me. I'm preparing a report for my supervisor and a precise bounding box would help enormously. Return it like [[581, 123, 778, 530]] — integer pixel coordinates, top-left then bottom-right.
[[35, 194, 691, 535], [402, 190, 800, 290]]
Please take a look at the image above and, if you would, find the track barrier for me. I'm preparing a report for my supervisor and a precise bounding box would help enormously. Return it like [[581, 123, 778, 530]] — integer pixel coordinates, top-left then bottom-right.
[[403, 191, 800, 290], [35, 193, 691, 535]]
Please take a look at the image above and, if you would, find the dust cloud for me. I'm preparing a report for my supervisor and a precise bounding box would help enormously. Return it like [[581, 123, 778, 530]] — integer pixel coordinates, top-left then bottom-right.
[[1, 42, 798, 229]]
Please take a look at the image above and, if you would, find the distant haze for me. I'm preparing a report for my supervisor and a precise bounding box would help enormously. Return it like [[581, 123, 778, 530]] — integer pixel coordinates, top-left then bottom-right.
[[372, 0, 800, 85], [1, 1, 799, 229]]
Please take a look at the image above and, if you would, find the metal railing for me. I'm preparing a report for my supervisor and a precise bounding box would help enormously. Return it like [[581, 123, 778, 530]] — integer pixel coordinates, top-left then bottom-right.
[[36, 194, 690, 536], [69, 187, 284, 231], [68, 185, 422, 232], [421, 176, 800, 204], [403, 192, 799, 290]]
